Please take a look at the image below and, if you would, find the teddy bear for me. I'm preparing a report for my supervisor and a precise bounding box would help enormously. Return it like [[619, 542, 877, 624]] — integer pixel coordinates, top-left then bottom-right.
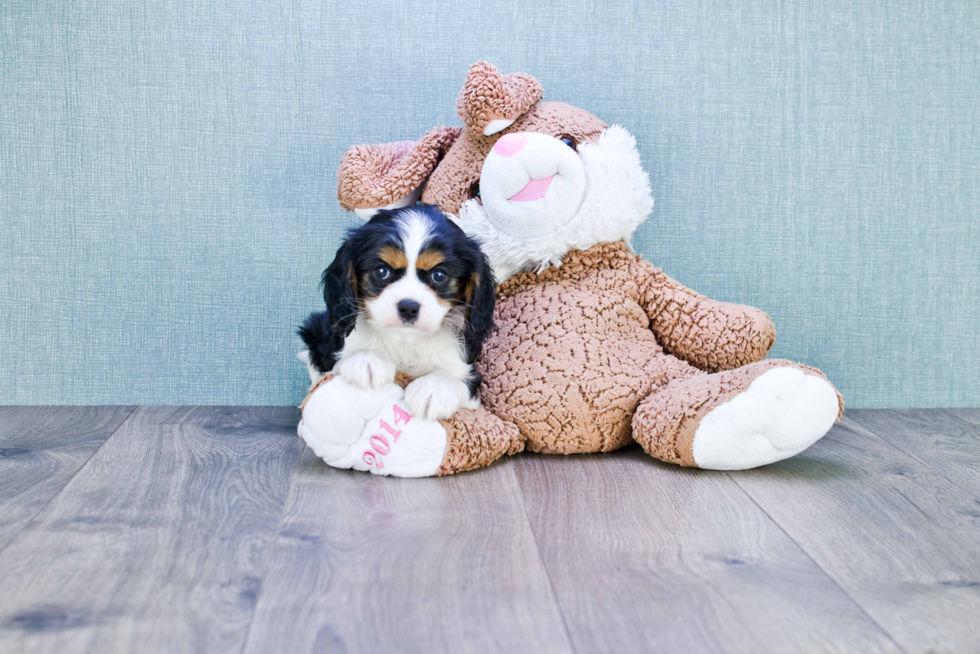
[[296, 61, 843, 477]]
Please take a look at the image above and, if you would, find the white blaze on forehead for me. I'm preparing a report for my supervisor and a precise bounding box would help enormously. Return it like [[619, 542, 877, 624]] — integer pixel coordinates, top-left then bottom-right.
[[364, 209, 448, 333], [395, 209, 436, 269]]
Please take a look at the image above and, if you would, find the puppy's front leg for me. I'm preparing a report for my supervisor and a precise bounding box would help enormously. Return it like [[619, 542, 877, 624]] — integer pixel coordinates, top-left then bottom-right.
[[338, 351, 397, 390], [404, 372, 472, 421]]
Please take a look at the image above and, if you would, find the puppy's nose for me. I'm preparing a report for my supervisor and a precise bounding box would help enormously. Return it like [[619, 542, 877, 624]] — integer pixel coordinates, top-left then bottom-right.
[[397, 299, 421, 324]]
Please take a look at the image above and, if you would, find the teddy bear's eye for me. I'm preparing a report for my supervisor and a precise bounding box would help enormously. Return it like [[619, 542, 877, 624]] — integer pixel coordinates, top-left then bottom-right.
[[560, 136, 577, 151]]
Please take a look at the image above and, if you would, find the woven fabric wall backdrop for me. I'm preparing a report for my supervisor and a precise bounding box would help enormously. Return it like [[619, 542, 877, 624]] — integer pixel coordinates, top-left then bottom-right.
[[1, 0, 978, 406]]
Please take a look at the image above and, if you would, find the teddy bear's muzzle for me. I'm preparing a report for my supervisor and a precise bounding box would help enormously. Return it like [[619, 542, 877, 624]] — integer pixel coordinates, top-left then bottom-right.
[[478, 131, 587, 239]]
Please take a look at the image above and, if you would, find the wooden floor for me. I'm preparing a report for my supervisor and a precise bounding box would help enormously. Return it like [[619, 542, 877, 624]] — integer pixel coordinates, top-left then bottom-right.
[[1, 408, 979, 653]]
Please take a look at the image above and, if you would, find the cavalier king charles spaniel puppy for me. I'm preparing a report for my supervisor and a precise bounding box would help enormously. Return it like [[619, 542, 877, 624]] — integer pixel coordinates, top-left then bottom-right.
[[299, 204, 496, 420]]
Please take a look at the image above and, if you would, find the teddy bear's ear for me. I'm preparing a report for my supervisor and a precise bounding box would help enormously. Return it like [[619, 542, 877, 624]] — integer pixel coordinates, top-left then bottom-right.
[[456, 62, 543, 136], [337, 126, 463, 219]]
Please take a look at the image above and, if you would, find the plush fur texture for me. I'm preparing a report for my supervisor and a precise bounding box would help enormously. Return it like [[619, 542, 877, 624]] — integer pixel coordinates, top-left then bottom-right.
[[478, 241, 842, 457], [337, 127, 462, 214], [304, 61, 843, 476], [299, 205, 494, 419], [455, 61, 543, 135]]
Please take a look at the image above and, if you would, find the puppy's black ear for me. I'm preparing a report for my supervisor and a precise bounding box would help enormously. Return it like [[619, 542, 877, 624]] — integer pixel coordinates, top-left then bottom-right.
[[322, 240, 359, 337], [462, 249, 496, 365], [297, 241, 359, 374]]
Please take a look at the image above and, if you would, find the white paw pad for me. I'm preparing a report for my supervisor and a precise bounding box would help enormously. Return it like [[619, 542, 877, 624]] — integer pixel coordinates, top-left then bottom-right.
[[298, 377, 403, 461], [298, 376, 448, 478], [339, 351, 397, 390], [330, 406, 449, 477], [691, 367, 840, 470]]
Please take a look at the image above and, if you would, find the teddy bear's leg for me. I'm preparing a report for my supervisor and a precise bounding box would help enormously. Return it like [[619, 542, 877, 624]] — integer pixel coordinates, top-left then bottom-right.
[[632, 360, 843, 470], [299, 374, 523, 477], [435, 404, 524, 475]]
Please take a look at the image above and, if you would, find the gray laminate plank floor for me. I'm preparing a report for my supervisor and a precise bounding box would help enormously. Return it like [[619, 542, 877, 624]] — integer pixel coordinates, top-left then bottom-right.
[[0, 407, 303, 654], [730, 413, 980, 654], [0, 407, 978, 654], [0, 406, 135, 553], [243, 449, 572, 654], [512, 449, 899, 654], [846, 409, 980, 496]]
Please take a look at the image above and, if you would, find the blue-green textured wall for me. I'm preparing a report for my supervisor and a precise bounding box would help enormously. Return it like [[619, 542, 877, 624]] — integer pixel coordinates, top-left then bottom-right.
[[1, 1, 977, 407]]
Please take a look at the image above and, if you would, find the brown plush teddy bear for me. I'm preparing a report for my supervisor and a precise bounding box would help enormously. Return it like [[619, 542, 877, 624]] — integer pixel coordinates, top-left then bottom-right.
[[297, 62, 843, 477]]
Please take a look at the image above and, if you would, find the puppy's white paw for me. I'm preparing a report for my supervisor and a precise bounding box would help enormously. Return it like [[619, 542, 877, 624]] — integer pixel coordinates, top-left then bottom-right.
[[339, 351, 397, 390], [404, 373, 467, 421]]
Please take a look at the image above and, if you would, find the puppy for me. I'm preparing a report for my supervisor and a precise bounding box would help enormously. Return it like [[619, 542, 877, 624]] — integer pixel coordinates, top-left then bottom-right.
[[298, 204, 496, 420]]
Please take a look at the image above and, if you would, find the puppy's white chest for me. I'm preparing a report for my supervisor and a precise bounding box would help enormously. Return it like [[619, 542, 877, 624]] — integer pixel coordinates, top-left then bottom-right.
[[339, 322, 468, 380]]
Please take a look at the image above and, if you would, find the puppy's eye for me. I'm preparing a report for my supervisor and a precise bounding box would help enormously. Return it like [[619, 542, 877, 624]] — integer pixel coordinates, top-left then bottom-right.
[[430, 269, 447, 284], [560, 136, 577, 151], [374, 265, 391, 281]]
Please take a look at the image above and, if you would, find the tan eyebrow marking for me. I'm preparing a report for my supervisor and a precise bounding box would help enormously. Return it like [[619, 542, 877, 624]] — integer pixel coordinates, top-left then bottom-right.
[[378, 245, 407, 269], [416, 249, 446, 271]]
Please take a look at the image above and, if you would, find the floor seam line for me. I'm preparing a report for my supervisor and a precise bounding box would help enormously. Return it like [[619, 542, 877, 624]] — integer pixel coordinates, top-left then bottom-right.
[[238, 439, 307, 654], [847, 410, 980, 503], [0, 405, 139, 560], [725, 470, 908, 654], [512, 458, 579, 654]]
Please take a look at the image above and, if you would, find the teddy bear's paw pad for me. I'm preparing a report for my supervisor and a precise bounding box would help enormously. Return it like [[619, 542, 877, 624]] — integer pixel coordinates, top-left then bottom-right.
[[298, 376, 404, 462], [328, 402, 448, 478], [692, 367, 839, 470]]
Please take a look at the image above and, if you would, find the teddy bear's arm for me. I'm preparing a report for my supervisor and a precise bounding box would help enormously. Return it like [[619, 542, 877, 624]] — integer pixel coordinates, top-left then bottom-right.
[[632, 258, 776, 373]]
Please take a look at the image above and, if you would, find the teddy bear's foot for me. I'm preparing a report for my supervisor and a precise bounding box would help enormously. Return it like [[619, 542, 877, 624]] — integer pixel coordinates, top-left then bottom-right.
[[298, 375, 448, 477], [633, 360, 843, 470], [691, 366, 841, 469]]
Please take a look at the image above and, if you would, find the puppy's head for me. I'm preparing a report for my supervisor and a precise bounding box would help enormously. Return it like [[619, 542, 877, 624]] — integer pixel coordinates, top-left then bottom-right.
[[323, 205, 495, 356]]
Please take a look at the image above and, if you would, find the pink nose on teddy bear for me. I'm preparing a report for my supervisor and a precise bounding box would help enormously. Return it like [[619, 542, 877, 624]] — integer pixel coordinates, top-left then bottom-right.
[[493, 133, 527, 157]]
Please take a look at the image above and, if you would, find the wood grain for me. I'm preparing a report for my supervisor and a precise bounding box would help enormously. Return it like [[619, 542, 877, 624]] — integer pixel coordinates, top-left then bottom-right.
[[0, 406, 135, 552], [512, 448, 898, 654], [731, 411, 980, 653], [3, 406, 980, 653], [847, 408, 980, 496], [0, 406, 303, 654], [243, 452, 573, 654]]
